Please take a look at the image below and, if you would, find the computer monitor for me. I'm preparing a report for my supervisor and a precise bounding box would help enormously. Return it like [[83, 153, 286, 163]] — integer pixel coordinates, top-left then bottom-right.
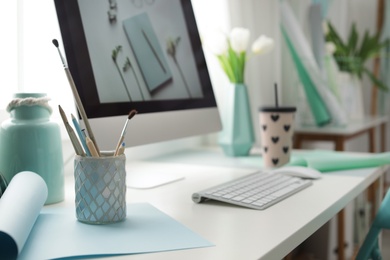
[[53, 0, 221, 153]]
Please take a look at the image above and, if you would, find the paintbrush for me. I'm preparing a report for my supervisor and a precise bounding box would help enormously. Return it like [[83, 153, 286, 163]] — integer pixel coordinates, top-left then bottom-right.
[[114, 110, 138, 156], [52, 39, 101, 156]]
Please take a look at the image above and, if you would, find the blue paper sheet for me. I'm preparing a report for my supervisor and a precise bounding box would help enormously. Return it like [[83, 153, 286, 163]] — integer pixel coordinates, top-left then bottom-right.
[[19, 203, 213, 259]]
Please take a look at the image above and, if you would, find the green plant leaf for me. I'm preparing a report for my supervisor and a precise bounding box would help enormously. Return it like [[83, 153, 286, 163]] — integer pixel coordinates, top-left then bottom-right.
[[347, 23, 358, 56], [227, 45, 240, 83], [326, 21, 348, 54], [218, 55, 235, 83], [363, 67, 389, 91], [326, 21, 390, 90]]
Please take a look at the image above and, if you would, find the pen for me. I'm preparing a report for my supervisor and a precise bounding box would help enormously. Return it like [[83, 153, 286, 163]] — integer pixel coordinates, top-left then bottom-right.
[[71, 114, 91, 156], [86, 136, 99, 157], [59, 105, 86, 156]]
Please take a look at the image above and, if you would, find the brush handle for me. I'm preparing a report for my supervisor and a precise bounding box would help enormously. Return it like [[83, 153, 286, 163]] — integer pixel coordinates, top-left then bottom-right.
[[65, 68, 100, 156], [114, 135, 125, 156]]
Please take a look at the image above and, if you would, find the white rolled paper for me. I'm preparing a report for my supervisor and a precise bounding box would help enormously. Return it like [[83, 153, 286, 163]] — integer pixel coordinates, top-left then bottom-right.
[[0, 171, 48, 259]]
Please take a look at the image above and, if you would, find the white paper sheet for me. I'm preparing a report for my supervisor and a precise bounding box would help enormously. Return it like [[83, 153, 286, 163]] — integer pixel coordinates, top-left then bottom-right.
[[0, 171, 48, 259]]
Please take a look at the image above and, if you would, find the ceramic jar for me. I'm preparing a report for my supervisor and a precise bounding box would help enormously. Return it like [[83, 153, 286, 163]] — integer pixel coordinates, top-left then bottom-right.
[[0, 93, 64, 204]]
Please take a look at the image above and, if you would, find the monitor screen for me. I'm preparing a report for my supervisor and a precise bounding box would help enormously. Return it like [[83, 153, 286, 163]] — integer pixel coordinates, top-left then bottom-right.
[[54, 0, 221, 151]]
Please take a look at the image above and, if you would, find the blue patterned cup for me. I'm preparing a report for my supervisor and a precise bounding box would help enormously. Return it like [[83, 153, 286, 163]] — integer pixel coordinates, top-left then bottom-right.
[[74, 153, 126, 224]]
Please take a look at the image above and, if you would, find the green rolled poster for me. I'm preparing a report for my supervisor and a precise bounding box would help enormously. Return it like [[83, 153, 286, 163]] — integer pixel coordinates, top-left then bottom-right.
[[282, 28, 331, 126], [288, 152, 390, 172]]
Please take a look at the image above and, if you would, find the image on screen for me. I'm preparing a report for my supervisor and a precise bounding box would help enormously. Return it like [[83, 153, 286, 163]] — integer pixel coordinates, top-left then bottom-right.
[[54, 0, 217, 119]]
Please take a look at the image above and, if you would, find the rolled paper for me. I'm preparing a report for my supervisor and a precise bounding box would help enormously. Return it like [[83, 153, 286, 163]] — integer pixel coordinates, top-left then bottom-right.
[[307, 153, 390, 172], [282, 28, 331, 126], [281, 1, 348, 126], [288, 152, 390, 172], [0, 171, 48, 259]]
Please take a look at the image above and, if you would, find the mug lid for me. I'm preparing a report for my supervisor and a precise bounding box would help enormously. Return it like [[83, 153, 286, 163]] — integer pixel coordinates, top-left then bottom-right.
[[259, 107, 296, 112]]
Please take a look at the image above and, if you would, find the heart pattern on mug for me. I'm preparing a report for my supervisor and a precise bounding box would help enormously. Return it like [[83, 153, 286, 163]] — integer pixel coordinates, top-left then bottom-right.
[[271, 114, 279, 122], [260, 111, 295, 167]]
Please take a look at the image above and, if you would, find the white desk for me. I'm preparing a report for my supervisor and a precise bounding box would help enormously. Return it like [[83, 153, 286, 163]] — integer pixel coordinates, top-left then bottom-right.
[[58, 148, 386, 260]]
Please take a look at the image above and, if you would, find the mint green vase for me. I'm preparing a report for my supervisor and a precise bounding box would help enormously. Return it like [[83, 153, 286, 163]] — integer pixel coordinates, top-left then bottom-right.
[[218, 83, 255, 156], [0, 93, 64, 204]]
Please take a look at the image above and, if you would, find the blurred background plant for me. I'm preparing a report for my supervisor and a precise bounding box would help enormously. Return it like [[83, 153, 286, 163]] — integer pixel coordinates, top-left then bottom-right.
[[325, 21, 390, 91]]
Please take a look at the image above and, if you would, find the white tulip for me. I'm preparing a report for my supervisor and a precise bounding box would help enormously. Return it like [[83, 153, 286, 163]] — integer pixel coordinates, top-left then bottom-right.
[[229, 27, 250, 53], [251, 35, 274, 55], [205, 31, 228, 56]]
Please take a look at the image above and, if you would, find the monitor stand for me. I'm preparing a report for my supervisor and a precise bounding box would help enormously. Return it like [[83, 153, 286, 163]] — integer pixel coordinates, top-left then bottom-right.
[[125, 162, 185, 189]]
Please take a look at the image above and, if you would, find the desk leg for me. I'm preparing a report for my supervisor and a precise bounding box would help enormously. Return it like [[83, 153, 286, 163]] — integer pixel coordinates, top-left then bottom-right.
[[368, 128, 375, 153], [335, 140, 345, 260], [381, 122, 386, 153], [335, 137, 345, 151], [337, 209, 346, 260]]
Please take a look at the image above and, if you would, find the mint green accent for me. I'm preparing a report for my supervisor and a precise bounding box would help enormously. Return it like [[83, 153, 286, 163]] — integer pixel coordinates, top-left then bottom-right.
[[287, 150, 390, 172], [311, 0, 332, 17], [0, 93, 64, 204], [282, 27, 331, 126], [356, 187, 390, 259], [218, 84, 255, 156]]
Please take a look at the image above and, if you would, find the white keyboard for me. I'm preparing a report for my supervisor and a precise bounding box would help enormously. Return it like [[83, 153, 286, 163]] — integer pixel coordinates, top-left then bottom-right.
[[192, 171, 312, 210]]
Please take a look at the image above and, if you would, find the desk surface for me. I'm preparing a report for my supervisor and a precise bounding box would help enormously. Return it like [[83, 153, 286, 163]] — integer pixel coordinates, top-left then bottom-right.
[[295, 115, 387, 136], [58, 148, 385, 260]]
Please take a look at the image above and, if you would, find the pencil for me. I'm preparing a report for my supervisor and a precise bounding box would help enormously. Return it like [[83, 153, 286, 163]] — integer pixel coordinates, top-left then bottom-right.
[[86, 136, 99, 157], [59, 105, 86, 156], [71, 114, 91, 156]]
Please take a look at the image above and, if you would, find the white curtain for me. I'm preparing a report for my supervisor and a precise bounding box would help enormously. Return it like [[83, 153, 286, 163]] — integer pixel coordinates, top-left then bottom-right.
[[0, 0, 76, 125]]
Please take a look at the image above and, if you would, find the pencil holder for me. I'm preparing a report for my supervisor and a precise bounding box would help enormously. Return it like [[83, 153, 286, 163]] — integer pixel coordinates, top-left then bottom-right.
[[74, 154, 127, 224]]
